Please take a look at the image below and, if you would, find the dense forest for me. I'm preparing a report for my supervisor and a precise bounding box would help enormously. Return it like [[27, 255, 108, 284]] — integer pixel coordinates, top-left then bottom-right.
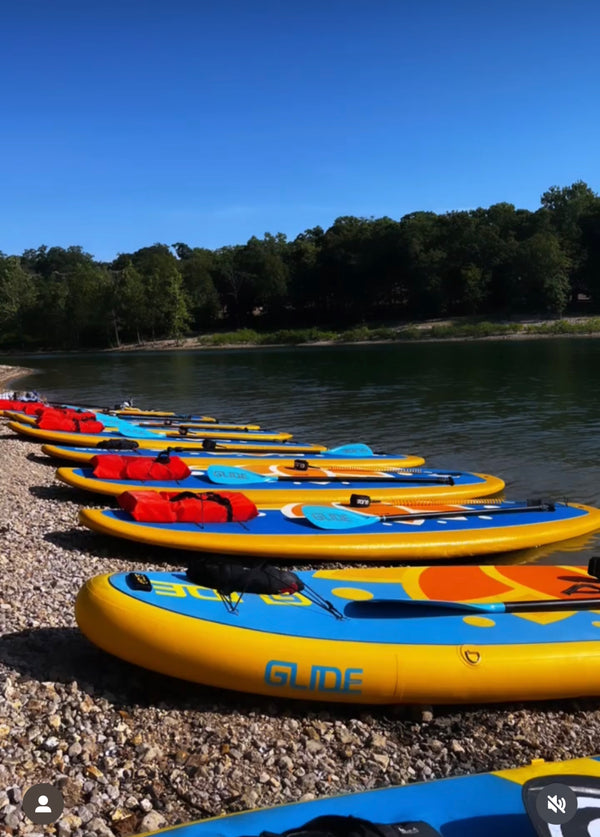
[[1, 181, 600, 350]]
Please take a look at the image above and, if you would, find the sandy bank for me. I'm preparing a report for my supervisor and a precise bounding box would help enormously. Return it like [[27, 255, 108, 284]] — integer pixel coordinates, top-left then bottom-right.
[[104, 316, 600, 354], [0, 365, 35, 388]]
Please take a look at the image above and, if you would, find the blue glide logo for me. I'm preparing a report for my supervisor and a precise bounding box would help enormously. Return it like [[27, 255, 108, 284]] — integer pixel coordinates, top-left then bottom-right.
[[265, 660, 363, 694]]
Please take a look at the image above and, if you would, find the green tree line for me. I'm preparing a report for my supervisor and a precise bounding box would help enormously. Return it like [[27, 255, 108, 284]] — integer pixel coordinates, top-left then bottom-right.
[[1, 181, 600, 350]]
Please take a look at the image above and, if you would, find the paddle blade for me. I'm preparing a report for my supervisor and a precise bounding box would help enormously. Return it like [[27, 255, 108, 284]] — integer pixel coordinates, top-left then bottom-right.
[[302, 505, 378, 530], [205, 465, 269, 486], [93, 412, 160, 439], [325, 443, 374, 457]]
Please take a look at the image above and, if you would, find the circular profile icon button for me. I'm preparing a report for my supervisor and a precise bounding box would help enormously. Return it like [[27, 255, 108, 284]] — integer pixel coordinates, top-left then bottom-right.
[[22, 783, 64, 825], [535, 781, 578, 826]]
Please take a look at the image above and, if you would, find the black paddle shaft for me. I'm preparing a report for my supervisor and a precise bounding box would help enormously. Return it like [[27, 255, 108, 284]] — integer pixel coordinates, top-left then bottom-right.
[[505, 595, 600, 612], [276, 474, 456, 485], [376, 501, 556, 523]]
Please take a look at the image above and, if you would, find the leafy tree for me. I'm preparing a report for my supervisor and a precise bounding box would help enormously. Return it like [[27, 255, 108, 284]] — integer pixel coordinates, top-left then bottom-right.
[[351, 217, 406, 316], [108, 262, 149, 345], [64, 263, 113, 348], [5, 180, 600, 346], [21, 245, 96, 278], [29, 271, 70, 347], [177, 248, 221, 329], [287, 227, 325, 320], [579, 204, 600, 305], [540, 181, 600, 299], [398, 212, 446, 317], [436, 212, 487, 314], [317, 216, 374, 321], [212, 245, 255, 326], [235, 233, 289, 322], [116, 245, 191, 339], [541, 181, 598, 233], [0, 255, 37, 347], [512, 232, 571, 315]]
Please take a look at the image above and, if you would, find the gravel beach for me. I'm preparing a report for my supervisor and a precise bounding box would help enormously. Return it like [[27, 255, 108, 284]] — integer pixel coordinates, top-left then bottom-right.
[[2, 373, 600, 836]]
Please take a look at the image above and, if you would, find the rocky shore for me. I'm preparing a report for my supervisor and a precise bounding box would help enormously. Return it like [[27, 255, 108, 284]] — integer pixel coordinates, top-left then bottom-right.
[[2, 388, 600, 835]]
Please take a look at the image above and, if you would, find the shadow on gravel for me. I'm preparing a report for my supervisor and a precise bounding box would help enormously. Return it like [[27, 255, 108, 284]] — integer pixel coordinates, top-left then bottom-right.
[[42, 526, 403, 573], [27, 451, 59, 466], [43, 526, 188, 566], [44, 526, 118, 553], [0, 626, 376, 720], [29, 484, 93, 504], [0, 625, 238, 712]]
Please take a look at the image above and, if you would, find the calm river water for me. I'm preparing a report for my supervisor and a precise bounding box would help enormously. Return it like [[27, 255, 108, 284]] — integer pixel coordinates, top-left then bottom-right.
[[7, 338, 600, 565]]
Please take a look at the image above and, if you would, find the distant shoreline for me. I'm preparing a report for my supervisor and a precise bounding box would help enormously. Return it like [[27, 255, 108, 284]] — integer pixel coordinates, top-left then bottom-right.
[[2, 317, 600, 382], [110, 330, 600, 353], [103, 315, 600, 353]]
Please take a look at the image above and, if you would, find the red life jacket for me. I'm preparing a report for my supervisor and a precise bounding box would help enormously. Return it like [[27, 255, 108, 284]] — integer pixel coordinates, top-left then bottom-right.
[[118, 490, 259, 523], [0, 399, 37, 411], [23, 403, 47, 415], [28, 405, 96, 420], [122, 457, 191, 481], [36, 412, 104, 433], [90, 454, 191, 481], [90, 454, 130, 479]]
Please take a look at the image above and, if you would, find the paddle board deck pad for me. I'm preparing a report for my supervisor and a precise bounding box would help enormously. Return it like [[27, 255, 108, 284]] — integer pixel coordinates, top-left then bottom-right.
[[79, 406, 220, 423], [58, 463, 504, 502], [7, 421, 325, 452], [80, 410, 262, 434], [41, 443, 426, 469], [114, 419, 262, 431], [89, 411, 265, 435], [78, 497, 600, 560], [97, 408, 249, 427], [77, 564, 600, 703], [131, 756, 600, 835], [89, 412, 266, 438], [113, 408, 217, 420], [6, 418, 292, 443]]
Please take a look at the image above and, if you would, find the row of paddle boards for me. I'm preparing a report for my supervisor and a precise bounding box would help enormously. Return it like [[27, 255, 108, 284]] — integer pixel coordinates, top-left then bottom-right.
[[5, 399, 600, 704], [4, 399, 600, 705], [3, 397, 600, 834], [3, 403, 598, 561]]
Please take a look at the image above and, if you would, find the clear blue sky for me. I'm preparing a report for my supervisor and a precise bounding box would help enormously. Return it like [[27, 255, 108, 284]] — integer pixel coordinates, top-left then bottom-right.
[[2, 0, 599, 261]]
